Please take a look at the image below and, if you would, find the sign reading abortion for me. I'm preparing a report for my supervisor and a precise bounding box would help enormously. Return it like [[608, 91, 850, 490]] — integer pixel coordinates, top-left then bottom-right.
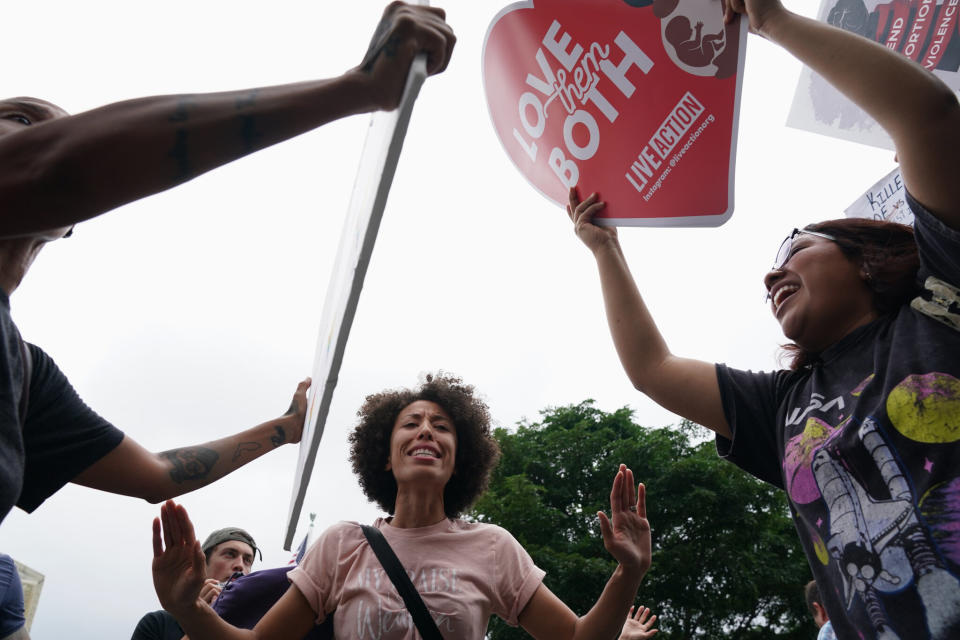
[[789, 0, 960, 150], [483, 0, 747, 226]]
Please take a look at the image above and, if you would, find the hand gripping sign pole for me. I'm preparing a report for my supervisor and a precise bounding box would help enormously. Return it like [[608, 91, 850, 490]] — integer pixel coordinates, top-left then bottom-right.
[[284, 18, 429, 550]]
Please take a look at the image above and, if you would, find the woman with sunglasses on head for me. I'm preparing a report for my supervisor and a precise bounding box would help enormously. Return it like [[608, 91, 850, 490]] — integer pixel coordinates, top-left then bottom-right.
[[566, 0, 960, 638], [151, 374, 652, 640]]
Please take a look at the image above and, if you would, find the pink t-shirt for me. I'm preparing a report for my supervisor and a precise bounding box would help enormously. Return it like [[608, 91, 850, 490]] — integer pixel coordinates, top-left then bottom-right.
[[287, 518, 545, 639]]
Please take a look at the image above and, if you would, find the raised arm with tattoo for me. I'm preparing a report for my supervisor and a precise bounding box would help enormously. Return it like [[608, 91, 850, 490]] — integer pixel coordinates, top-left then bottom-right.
[[0, 1, 455, 237], [0, 2, 456, 530], [72, 379, 310, 503]]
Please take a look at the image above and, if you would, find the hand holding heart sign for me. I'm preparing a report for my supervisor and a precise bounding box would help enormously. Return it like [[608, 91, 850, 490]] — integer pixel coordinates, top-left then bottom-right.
[[482, 0, 747, 226]]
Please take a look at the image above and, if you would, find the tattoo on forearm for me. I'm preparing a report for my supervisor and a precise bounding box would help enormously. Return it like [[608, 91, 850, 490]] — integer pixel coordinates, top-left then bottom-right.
[[234, 90, 263, 154], [168, 97, 195, 180], [382, 34, 400, 60], [235, 89, 259, 110], [270, 425, 286, 448], [161, 447, 219, 484], [361, 9, 402, 72], [169, 129, 193, 180], [239, 115, 260, 154], [169, 97, 194, 123], [233, 441, 261, 461]]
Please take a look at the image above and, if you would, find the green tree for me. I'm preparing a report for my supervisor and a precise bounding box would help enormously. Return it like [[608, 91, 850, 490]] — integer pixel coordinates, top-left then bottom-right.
[[470, 401, 816, 639]]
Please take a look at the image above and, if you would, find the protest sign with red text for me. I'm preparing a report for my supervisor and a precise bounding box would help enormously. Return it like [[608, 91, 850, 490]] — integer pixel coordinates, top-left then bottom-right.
[[788, 0, 960, 150], [483, 0, 747, 226]]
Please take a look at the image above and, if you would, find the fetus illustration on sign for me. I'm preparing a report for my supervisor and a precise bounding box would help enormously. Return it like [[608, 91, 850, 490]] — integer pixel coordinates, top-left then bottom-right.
[[649, 0, 741, 78]]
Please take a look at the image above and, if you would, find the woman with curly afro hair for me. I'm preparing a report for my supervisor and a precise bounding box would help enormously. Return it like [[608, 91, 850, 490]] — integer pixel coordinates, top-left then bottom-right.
[[566, 1, 960, 638], [347, 372, 501, 519], [151, 373, 653, 640]]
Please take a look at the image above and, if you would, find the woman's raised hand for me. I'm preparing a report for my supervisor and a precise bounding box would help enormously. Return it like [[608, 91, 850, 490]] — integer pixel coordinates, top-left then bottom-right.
[[598, 464, 652, 576], [619, 605, 659, 640], [567, 188, 619, 255], [152, 500, 208, 618]]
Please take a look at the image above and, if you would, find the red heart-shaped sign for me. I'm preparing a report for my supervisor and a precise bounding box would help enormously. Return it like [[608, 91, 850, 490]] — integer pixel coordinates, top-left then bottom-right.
[[483, 0, 747, 226]]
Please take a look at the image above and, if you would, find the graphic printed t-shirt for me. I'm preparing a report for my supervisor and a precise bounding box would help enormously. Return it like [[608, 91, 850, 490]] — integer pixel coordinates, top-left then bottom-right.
[[288, 518, 545, 640], [716, 194, 960, 639]]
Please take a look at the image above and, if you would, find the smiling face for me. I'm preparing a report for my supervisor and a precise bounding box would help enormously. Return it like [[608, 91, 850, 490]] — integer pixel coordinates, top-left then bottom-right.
[[385, 400, 457, 491], [764, 233, 878, 353]]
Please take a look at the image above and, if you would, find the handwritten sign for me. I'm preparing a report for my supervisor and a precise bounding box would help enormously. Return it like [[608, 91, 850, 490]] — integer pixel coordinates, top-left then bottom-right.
[[845, 167, 915, 225], [483, 0, 747, 226]]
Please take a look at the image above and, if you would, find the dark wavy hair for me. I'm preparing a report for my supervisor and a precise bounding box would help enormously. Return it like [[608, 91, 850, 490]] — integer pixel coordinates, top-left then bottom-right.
[[348, 373, 500, 518], [782, 217, 919, 370]]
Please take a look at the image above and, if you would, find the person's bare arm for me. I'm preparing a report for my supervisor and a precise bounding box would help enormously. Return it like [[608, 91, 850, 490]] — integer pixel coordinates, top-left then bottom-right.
[[618, 605, 659, 640], [152, 501, 317, 640], [0, 2, 455, 237], [72, 379, 309, 502], [568, 190, 730, 438], [724, 0, 960, 228], [519, 466, 651, 640]]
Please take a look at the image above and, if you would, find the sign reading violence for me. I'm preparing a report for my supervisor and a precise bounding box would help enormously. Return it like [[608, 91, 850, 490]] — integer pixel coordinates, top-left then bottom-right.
[[482, 0, 747, 226], [789, 0, 960, 150]]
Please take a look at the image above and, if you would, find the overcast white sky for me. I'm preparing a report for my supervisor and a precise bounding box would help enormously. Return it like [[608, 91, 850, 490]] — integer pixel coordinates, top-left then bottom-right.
[[0, 1, 895, 637]]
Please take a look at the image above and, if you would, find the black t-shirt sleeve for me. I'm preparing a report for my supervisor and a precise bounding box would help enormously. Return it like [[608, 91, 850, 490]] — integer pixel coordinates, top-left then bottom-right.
[[131, 611, 163, 640], [714, 363, 790, 489], [131, 610, 184, 640], [17, 343, 124, 512], [907, 190, 960, 286]]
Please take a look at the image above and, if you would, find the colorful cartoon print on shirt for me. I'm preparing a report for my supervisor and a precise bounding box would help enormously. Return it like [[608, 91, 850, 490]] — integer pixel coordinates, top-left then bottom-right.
[[780, 371, 960, 638], [813, 417, 960, 638], [784, 416, 843, 504], [887, 373, 960, 444]]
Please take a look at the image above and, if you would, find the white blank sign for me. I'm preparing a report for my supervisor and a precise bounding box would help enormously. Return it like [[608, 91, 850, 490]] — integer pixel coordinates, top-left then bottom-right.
[[284, 53, 428, 550]]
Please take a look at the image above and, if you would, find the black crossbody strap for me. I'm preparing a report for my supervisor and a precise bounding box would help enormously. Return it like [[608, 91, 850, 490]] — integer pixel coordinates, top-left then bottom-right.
[[360, 524, 443, 640]]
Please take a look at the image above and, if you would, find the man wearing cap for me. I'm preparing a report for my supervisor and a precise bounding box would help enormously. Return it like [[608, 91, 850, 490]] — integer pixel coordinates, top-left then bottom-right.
[[131, 527, 259, 640]]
